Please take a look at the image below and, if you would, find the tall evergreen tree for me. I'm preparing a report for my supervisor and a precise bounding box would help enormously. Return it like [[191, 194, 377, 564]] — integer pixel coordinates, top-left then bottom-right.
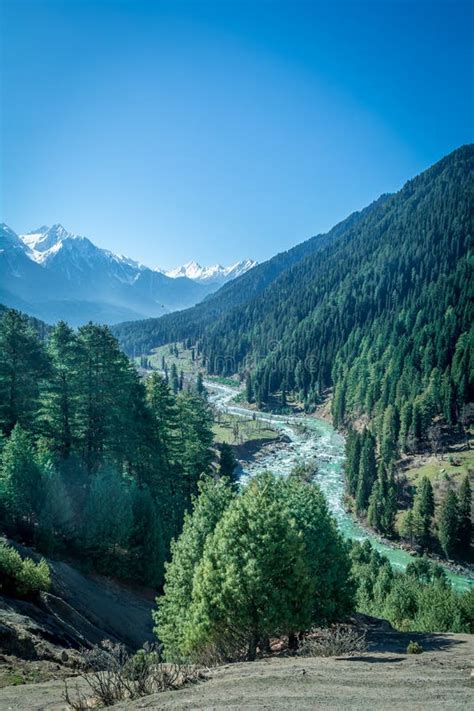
[[40, 321, 82, 458], [457, 475, 472, 556], [129, 484, 165, 587], [0, 310, 49, 435], [438, 489, 459, 559], [154, 478, 235, 661], [218, 442, 238, 485], [245, 373, 253, 403], [170, 363, 179, 394], [355, 431, 377, 513], [81, 466, 133, 573], [412, 476, 435, 547], [0, 425, 44, 530]]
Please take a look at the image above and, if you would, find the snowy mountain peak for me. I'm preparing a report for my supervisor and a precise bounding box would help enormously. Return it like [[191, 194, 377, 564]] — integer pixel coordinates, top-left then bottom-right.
[[22, 224, 71, 254], [165, 258, 257, 284]]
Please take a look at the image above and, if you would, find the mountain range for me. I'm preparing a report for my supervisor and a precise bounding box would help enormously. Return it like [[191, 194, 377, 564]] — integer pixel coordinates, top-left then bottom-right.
[[164, 259, 257, 284], [0, 224, 255, 325]]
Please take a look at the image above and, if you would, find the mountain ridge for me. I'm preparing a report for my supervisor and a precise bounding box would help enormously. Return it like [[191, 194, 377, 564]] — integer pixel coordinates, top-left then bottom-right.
[[0, 223, 254, 326], [164, 258, 257, 284]]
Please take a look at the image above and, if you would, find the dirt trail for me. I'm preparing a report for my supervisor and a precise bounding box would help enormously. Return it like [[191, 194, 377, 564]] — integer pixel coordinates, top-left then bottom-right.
[[2, 632, 472, 710]]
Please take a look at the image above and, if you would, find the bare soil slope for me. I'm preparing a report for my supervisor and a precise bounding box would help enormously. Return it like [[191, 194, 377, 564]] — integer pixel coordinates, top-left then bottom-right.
[[0, 543, 155, 690]]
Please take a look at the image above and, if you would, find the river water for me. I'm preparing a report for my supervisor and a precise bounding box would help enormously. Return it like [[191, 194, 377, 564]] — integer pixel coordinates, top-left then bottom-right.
[[207, 382, 473, 593]]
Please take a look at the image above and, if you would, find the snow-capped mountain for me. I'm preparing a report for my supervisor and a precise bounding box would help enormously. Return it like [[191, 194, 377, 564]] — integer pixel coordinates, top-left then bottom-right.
[[166, 259, 257, 284], [0, 223, 254, 326], [20, 225, 146, 286]]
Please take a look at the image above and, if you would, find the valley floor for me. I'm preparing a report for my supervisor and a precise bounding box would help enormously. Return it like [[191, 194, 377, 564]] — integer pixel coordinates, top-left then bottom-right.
[[2, 630, 472, 710]]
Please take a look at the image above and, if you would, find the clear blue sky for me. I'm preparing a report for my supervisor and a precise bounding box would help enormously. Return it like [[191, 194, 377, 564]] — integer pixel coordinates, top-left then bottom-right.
[[1, 0, 473, 269]]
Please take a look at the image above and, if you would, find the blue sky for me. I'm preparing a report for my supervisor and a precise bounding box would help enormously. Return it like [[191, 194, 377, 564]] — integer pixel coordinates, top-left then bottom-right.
[[1, 0, 473, 269]]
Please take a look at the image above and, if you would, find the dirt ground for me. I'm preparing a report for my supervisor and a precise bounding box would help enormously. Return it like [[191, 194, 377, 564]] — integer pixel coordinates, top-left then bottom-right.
[[1, 631, 472, 710]]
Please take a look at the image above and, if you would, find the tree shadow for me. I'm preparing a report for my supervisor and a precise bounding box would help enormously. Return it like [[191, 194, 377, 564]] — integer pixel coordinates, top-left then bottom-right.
[[341, 655, 406, 664], [367, 631, 468, 654]]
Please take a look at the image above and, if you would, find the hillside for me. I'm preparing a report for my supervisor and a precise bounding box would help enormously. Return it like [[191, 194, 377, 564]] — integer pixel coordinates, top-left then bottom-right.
[[112, 145, 473, 562], [112, 196, 388, 355], [3, 628, 473, 710]]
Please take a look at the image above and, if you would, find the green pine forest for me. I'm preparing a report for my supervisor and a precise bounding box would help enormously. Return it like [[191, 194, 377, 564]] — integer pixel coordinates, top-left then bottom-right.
[[114, 144, 473, 565], [0, 310, 214, 587], [1, 146, 473, 661]]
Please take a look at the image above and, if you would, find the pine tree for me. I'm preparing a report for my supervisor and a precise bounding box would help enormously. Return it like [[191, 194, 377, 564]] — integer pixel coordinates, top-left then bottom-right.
[[81, 466, 133, 573], [40, 321, 82, 458], [367, 479, 383, 531], [283, 477, 354, 623], [245, 373, 253, 403], [356, 431, 377, 513], [380, 405, 399, 466], [457, 475, 472, 556], [196, 372, 205, 396], [345, 430, 361, 497], [176, 390, 214, 502], [218, 443, 238, 485], [382, 469, 397, 535], [412, 476, 435, 547], [170, 363, 179, 394], [154, 478, 235, 661], [76, 324, 141, 472], [0, 425, 45, 530], [37, 462, 74, 553], [400, 509, 415, 544], [183, 473, 313, 661], [0, 310, 49, 435], [129, 485, 165, 587], [438, 489, 459, 559]]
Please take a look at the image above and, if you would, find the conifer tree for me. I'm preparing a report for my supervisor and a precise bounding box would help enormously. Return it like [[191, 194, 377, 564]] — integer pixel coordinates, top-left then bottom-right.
[[0, 310, 49, 435], [400, 509, 415, 544], [218, 443, 238, 485], [170, 363, 179, 394], [380, 405, 399, 466], [356, 431, 377, 513], [154, 478, 235, 661], [345, 430, 362, 497], [37, 462, 74, 552], [283, 478, 354, 623], [438, 489, 459, 559], [457, 475, 472, 556], [196, 372, 205, 396], [184, 473, 313, 661], [130, 485, 165, 587], [0, 425, 44, 530], [40, 321, 82, 458], [81, 466, 133, 573], [245, 373, 253, 403], [412, 476, 435, 547]]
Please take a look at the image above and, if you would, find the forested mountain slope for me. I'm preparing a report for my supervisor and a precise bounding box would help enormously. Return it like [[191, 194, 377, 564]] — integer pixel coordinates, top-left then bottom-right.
[[112, 197, 388, 355], [197, 145, 472, 423]]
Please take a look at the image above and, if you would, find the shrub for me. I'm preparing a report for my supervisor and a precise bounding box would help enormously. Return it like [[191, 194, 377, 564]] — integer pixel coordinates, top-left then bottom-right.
[[0, 539, 51, 597], [298, 626, 367, 657], [63, 641, 203, 709], [406, 640, 423, 654]]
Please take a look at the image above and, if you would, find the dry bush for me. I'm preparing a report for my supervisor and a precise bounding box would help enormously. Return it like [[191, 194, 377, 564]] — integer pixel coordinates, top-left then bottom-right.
[[297, 626, 368, 658], [63, 640, 203, 709]]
